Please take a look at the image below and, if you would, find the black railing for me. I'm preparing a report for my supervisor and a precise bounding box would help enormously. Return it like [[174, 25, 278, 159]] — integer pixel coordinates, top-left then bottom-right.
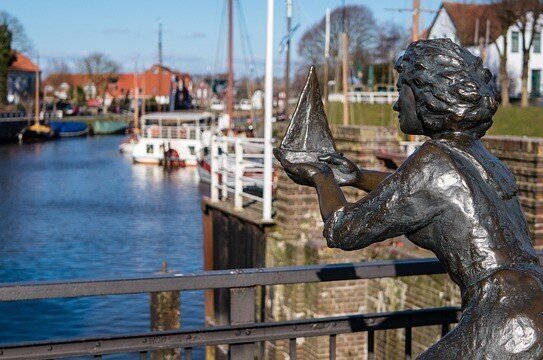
[[1, 254, 542, 359]]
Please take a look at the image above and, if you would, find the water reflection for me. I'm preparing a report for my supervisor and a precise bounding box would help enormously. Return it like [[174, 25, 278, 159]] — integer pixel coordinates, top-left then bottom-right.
[[0, 136, 206, 358]]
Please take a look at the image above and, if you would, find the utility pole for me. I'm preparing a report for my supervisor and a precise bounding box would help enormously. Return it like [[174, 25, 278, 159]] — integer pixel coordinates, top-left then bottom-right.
[[341, 0, 349, 125], [284, 0, 292, 117], [386, 1, 436, 42], [227, 0, 234, 126], [323, 8, 330, 110], [158, 22, 163, 111], [413, 0, 420, 41]]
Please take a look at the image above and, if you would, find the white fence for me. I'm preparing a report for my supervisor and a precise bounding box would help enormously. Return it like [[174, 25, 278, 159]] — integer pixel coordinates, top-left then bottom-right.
[[328, 91, 398, 104], [210, 136, 273, 218]]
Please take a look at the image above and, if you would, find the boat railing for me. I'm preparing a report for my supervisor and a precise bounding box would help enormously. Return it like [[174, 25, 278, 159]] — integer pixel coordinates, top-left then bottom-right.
[[143, 124, 213, 141], [210, 136, 272, 213], [328, 91, 399, 104]]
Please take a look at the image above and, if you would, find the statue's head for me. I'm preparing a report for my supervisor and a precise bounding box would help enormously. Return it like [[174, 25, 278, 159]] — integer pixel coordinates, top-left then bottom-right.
[[393, 38, 498, 139]]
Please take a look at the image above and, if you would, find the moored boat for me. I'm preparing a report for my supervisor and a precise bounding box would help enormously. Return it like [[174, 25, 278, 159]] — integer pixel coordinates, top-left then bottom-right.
[[92, 121, 128, 135], [18, 123, 57, 142], [119, 134, 139, 154], [50, 121, 89, 137], [132, 111, 217, 166]]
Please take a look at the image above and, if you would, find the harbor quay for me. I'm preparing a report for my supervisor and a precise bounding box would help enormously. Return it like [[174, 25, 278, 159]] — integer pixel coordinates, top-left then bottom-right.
[[0, 121, 540, 359]]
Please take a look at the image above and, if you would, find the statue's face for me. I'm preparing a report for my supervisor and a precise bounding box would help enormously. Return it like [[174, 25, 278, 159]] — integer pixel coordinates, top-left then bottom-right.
[[393, 83, 424, 135]]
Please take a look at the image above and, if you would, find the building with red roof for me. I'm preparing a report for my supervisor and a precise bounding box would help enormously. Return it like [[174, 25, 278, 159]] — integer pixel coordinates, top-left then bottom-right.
[[423, 2, 543, 98], [7, 52, 39, 105], [44, 64, 192, 107]]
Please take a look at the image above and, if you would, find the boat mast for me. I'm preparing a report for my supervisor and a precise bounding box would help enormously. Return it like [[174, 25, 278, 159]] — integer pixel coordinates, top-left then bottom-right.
[[158, 22, 163, 111], [284, 0, 292, 117], [227, 0, 234, 125], [133, 60, 139, 132], [34, 53, 39, 125]]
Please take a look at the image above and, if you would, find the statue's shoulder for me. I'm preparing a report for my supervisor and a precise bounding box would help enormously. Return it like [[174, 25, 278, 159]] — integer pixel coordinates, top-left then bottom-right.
[[403, 140, 456, 169]]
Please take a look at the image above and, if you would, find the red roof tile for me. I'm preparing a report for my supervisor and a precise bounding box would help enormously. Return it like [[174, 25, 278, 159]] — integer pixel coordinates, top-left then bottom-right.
[[432, 2, 507, 46], [9, 52, 39, 73]]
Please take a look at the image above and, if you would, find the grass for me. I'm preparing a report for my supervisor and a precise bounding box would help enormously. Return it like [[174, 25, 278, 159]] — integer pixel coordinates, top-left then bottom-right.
[[327, 102, 543, 138]]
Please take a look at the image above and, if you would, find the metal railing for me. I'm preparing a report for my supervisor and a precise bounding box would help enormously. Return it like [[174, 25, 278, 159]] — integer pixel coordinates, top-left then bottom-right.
[[210, 136, 273, 216], [328, 91, 399, 104], [3, 253, 541, 359], [0, 255, 488, 360]]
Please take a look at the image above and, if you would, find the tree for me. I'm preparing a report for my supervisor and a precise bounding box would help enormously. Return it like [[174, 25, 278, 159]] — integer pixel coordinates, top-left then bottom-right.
[[0, 25, 14, 106], [46, 59, 72, 89], [0, 12, 31, 107], [489, 1, 517, 107], [0, 11, 33, 53], [374, 23, 410, 86], [298, 5, 377, 88], [505, 0, 543, 107], [78, 52, 120, 112]]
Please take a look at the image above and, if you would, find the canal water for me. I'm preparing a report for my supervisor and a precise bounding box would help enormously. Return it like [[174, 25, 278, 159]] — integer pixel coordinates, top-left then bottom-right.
[[0, 136, 206, 357]]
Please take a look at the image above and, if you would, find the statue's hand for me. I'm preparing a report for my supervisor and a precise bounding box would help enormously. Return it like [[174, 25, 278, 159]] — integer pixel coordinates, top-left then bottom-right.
[[274, 148, 332, 187], [318, 153, 360, 186]]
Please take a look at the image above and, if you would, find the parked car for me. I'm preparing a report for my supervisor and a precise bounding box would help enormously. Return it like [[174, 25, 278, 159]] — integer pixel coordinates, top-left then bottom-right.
[[210, 99, 225, 111], [57, 101, 79, 116], [238, 99, 252, 111]]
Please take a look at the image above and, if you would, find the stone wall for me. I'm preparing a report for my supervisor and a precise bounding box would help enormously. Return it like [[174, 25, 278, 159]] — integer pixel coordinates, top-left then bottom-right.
[[265, 125, 408, 359], [483, 136, 543, 247]]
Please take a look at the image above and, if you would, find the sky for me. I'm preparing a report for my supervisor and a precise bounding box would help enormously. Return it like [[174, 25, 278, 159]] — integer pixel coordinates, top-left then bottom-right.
[[1, 0, 453, 78]]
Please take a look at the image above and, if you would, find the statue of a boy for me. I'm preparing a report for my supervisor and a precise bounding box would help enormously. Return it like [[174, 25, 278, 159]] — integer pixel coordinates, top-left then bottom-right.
[[275, 39, 543, 359]]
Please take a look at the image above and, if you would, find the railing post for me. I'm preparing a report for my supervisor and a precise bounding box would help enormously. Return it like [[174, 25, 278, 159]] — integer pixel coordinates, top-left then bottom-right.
[[150, 262, 180, 360], [221, 140, 229, 200], [229, 286, 256, 360], [234, 138, 243, 210], [370, 92, 375, 104], [210, 136, 219, 201]]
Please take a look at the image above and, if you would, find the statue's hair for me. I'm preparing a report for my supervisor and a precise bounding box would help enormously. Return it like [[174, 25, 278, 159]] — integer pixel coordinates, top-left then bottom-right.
[[395, 38, 498, 138]]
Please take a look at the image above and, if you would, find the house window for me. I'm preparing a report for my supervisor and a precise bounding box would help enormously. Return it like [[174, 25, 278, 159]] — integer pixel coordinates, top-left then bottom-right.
[[512, 31, 519, 53], [534, 32, 541, 53]]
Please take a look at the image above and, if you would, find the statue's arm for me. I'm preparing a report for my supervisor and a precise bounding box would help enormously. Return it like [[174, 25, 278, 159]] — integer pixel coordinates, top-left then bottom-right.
[[318, 153, 391, 192], [350, 168, 391, 192], [323, 146, 447, 250]]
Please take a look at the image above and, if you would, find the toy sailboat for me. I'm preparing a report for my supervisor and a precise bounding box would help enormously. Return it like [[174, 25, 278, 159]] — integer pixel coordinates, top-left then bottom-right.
[[276, 66, 338, 163]]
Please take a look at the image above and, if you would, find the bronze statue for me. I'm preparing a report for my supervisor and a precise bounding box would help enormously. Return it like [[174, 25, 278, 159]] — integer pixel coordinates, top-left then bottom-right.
[[275, 39, 543, 359]]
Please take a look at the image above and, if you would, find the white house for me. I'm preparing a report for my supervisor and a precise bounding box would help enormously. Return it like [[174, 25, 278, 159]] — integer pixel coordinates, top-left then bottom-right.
[[424, 2, 543, 98]]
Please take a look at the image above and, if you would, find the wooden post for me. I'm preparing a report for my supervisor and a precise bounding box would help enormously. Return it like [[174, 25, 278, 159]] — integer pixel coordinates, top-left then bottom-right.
[[150, 262, 180, 360], [412, 0, 420, 42], [227, 0, 234, 124], [341, 32, 349, 126], [323, 8, 330, 111], [284, 0, 292, 116]]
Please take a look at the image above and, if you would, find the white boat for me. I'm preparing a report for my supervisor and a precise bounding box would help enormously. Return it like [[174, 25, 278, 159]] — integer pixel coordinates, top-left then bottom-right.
[[132, 111, 217, 166], [119, 134, 139, 154]]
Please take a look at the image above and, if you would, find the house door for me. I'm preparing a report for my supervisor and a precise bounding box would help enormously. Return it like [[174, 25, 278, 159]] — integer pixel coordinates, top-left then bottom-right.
[[531, 69, 541, 97]]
